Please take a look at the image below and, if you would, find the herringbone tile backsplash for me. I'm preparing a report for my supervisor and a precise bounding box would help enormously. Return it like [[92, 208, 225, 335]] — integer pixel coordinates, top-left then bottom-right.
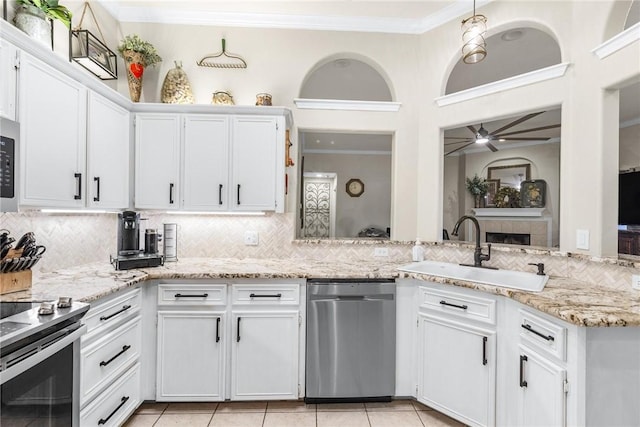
[[1, 212, 636, 291]]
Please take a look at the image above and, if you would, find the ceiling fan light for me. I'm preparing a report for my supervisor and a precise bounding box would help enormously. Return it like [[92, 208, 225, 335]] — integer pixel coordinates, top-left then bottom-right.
[[475, 124, 489, 143], [461, 1, 487, 64], [475, 136, 489, 144]]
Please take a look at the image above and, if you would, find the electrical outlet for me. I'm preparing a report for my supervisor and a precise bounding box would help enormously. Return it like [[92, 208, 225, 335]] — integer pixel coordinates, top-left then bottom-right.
[[244, 231, 259, 246], [374, 247, 389, 257], [632, 275, 640, 290], [576, 229, 589, 250]]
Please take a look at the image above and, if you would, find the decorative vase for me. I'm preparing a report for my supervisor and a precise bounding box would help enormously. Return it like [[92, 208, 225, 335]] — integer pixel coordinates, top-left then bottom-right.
[[13, 5, 51, 48], [474, 195, 482, 208], [161, 61, 194, 104], [123, 50, 145, 102]]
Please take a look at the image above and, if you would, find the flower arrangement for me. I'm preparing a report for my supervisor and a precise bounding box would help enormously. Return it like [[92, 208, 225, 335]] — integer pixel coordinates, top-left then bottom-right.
[[465, 174, 489, 196], [494, 187, 520, 208], [117, 34, 162, 67], [17, 0, 72, 28]]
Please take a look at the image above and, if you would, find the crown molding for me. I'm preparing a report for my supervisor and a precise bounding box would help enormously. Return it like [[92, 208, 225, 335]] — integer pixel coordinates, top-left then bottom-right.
[[592, 22, 640, 60]]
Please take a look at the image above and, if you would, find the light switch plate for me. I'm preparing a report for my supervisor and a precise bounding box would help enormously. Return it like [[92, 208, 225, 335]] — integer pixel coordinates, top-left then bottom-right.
[[632, 275, 640, 290], [244, 231, 259, 246], [374, 247, 389, 257], [576, 229, 589, 250]]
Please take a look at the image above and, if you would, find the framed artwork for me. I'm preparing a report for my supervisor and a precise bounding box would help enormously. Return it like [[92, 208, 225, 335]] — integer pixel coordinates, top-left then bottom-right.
[[485, 179, 500, 207], [488, 163, 531, 188], [520, 179, 547, 208]]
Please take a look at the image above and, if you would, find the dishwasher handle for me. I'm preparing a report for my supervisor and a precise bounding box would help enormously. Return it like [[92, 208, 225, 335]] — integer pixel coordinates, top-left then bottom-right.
[[310, 294, 394, 302]]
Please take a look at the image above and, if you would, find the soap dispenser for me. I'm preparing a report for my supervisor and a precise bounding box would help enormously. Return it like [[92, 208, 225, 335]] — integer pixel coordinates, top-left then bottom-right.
[[412, 238, 424, 262]]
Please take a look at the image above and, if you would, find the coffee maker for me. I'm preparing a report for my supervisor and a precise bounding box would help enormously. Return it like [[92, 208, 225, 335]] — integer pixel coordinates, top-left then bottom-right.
[[111, 211, 164, 270]]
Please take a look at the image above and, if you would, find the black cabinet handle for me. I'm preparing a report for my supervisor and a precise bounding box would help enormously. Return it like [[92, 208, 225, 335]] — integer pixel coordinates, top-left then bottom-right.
[[100, 345, 131, 367], [74, 173, 82, 200], [237, 317, 241, 342], [482, 336, 488, 366], [93, 177, 100, 202], [218, 184, 223, 205], [98, 396, 129, 425], [237, 184, 241, 205], [174, 293, 209, 298], [216, 317, 221, 342], [169, 183, 174, 204], [439, 300, 468, 310], [521, 323, 554, 341], [249, 293, 282, 298], [519, 355, 528, 387], [99, 305, 132, 321]]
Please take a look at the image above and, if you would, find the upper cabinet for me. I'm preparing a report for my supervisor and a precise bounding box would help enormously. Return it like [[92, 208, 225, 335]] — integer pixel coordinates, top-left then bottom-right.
[[20, 53, 87, 208], [0, 39, 18, 121]]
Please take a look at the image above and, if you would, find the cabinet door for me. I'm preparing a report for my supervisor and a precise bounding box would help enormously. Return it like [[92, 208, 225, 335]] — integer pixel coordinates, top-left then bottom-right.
[[517, 346, 566, 427], [183, 115, 230, 210], [134, 114, 180, 209], [418, 314, 496, 427], [86, 92, 130, 209], [230, 116, 278, 211], [19, 53, 86, 207], [156, 311, 225, 401], [231, 311, 299, 400], [0, 40, 18, 120]]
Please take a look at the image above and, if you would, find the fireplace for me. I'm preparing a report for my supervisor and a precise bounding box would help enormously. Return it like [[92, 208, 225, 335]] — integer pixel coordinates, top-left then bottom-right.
[[486, 232, 531, 245]]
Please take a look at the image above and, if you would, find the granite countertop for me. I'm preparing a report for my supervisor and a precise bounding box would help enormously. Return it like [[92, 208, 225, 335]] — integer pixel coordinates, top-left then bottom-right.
[[2, 258, 638, 327]]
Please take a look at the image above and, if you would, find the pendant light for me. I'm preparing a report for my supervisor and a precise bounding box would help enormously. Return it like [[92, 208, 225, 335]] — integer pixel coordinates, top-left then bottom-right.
[[461, 0, 487, 64], [475, 124, 490, 143]]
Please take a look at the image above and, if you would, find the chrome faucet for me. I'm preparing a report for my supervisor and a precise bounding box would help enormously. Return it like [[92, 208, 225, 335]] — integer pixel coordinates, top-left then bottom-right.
[[451, 215, 496, 269]]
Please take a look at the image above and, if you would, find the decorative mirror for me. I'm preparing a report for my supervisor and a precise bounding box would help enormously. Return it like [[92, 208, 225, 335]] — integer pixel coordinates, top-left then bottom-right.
[[487, 163, 531, 189]]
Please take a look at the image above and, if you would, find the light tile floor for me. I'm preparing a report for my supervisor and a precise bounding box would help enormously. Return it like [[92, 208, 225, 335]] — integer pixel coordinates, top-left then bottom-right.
[[124, 400, 466, 427]]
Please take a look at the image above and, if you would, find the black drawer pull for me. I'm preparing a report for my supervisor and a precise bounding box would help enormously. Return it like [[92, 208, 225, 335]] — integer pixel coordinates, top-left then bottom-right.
[[237, 317, 241, 342], [98, 395, 129, 425], [521, 323, 554, 341], [482, 336, 488, 366], [519, 355, 528, 388], [100, 345, 131, 367], [93, 177, 100, 202], [99, 305, 132, 321], [216, 317, 221, 342], [174, 293, 209, 298], [249, 293, 282, 298], [74, 173, 82, 200], [218, 184, 223, 205], [439, 300, 468, 310]]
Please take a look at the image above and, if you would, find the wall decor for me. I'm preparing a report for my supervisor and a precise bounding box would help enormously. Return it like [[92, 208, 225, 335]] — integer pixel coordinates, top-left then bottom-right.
[[161, 61, 194, 104], [485, 179, 500, 207], [346, 178, 364, 197], [494, 186, 520, 208], [488, 163, 531, 188], [197, 38, 247, 69], [69, 2, 117, 80], [117, 34, 162, 102], [520, 179, 547, 208]]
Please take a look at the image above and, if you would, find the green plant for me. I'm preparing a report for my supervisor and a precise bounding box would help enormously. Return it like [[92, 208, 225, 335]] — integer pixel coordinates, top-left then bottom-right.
[[465, 174, 489, 196], [17, 0, 72, 28], [117, 34, 162, 67]]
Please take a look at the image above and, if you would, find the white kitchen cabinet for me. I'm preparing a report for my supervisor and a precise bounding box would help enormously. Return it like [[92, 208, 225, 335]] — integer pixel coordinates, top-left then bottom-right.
[[418, 314, 496, 427], [230, 116, 282, 211], [182, 115, 230, 210], [19, 53, 87, 207], [156, 311, 225, 401], [516, 345, 567, 427], [134, 113, 180, 209], [231, 311, 299, 400], [0, 39, 18, 120], [86, 92, 130, 209]]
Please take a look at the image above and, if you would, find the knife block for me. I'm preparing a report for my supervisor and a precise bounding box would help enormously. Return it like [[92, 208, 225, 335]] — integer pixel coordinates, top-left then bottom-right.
[[0, 270, 32, 295]]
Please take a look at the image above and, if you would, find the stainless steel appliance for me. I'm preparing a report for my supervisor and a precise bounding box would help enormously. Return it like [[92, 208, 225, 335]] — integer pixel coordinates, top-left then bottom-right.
[[305, 278, 396, 402], [111, 211, 163, 270], [163, 223, 178, 262], [1, 118, 20, 212], [0, 299, 89, 426]]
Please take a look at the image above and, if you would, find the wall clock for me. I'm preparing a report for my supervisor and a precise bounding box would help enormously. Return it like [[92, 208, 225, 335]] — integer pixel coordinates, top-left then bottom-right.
[[346, 178, 365, 197]]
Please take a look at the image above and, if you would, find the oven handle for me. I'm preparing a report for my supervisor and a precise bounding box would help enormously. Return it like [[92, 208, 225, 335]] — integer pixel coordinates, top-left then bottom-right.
[[0, 324, 87, 385]]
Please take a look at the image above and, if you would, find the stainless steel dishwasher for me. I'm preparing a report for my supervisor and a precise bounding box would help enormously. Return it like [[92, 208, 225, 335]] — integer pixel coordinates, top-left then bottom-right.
[[305, 278, 396, 403]]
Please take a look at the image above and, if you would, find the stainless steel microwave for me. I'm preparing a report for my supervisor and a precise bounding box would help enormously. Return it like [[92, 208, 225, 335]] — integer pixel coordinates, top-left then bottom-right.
[[0, 118, 19, 212]]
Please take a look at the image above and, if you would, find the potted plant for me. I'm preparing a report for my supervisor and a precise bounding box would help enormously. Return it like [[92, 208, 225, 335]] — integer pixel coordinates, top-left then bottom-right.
[[117, 34, 162, 102], [14, 0, 72, 47], [465, 174, 489, 208]]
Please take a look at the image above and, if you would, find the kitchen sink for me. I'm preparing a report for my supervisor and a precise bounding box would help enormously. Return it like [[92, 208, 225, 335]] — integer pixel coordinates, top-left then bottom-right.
[[398, 260, 549, 292]]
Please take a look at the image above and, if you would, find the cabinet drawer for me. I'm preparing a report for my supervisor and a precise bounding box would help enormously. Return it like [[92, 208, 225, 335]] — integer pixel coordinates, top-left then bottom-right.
[[80, 362, 141, 427], [83, 288, 141, 338], [418, 286, 496, 325], [231, 284, 300, 305], [81, 316, 141, 405], [519, 309, 567, 361], [158, 284, 227, 306]]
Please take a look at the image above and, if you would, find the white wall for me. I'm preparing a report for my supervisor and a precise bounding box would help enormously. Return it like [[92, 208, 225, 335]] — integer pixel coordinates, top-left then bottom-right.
[[620, 124, 640, 170], [304, 153, 392, 237]]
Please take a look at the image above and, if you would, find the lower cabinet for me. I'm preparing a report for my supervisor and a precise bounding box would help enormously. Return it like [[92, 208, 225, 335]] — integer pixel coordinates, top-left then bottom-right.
[[418, 314, 496, 427], [156, 311, 225, 401], [231, 311, 299, 400]]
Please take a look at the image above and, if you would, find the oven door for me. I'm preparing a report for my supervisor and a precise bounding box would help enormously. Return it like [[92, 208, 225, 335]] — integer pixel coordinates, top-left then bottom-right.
[[0, 324, 86, 426]]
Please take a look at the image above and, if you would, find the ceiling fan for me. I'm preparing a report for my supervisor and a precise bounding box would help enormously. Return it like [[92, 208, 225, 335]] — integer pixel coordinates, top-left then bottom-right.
[[444, 111, 560, 156]]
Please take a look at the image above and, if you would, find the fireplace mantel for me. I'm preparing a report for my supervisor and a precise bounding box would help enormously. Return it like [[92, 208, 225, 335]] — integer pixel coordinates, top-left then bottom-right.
[[472, 208, 548, 218], [467, 208, 552, 247]]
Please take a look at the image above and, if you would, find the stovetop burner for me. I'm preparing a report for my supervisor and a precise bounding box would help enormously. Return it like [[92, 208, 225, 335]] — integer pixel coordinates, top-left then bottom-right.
[[0, 301, 37, 320]]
